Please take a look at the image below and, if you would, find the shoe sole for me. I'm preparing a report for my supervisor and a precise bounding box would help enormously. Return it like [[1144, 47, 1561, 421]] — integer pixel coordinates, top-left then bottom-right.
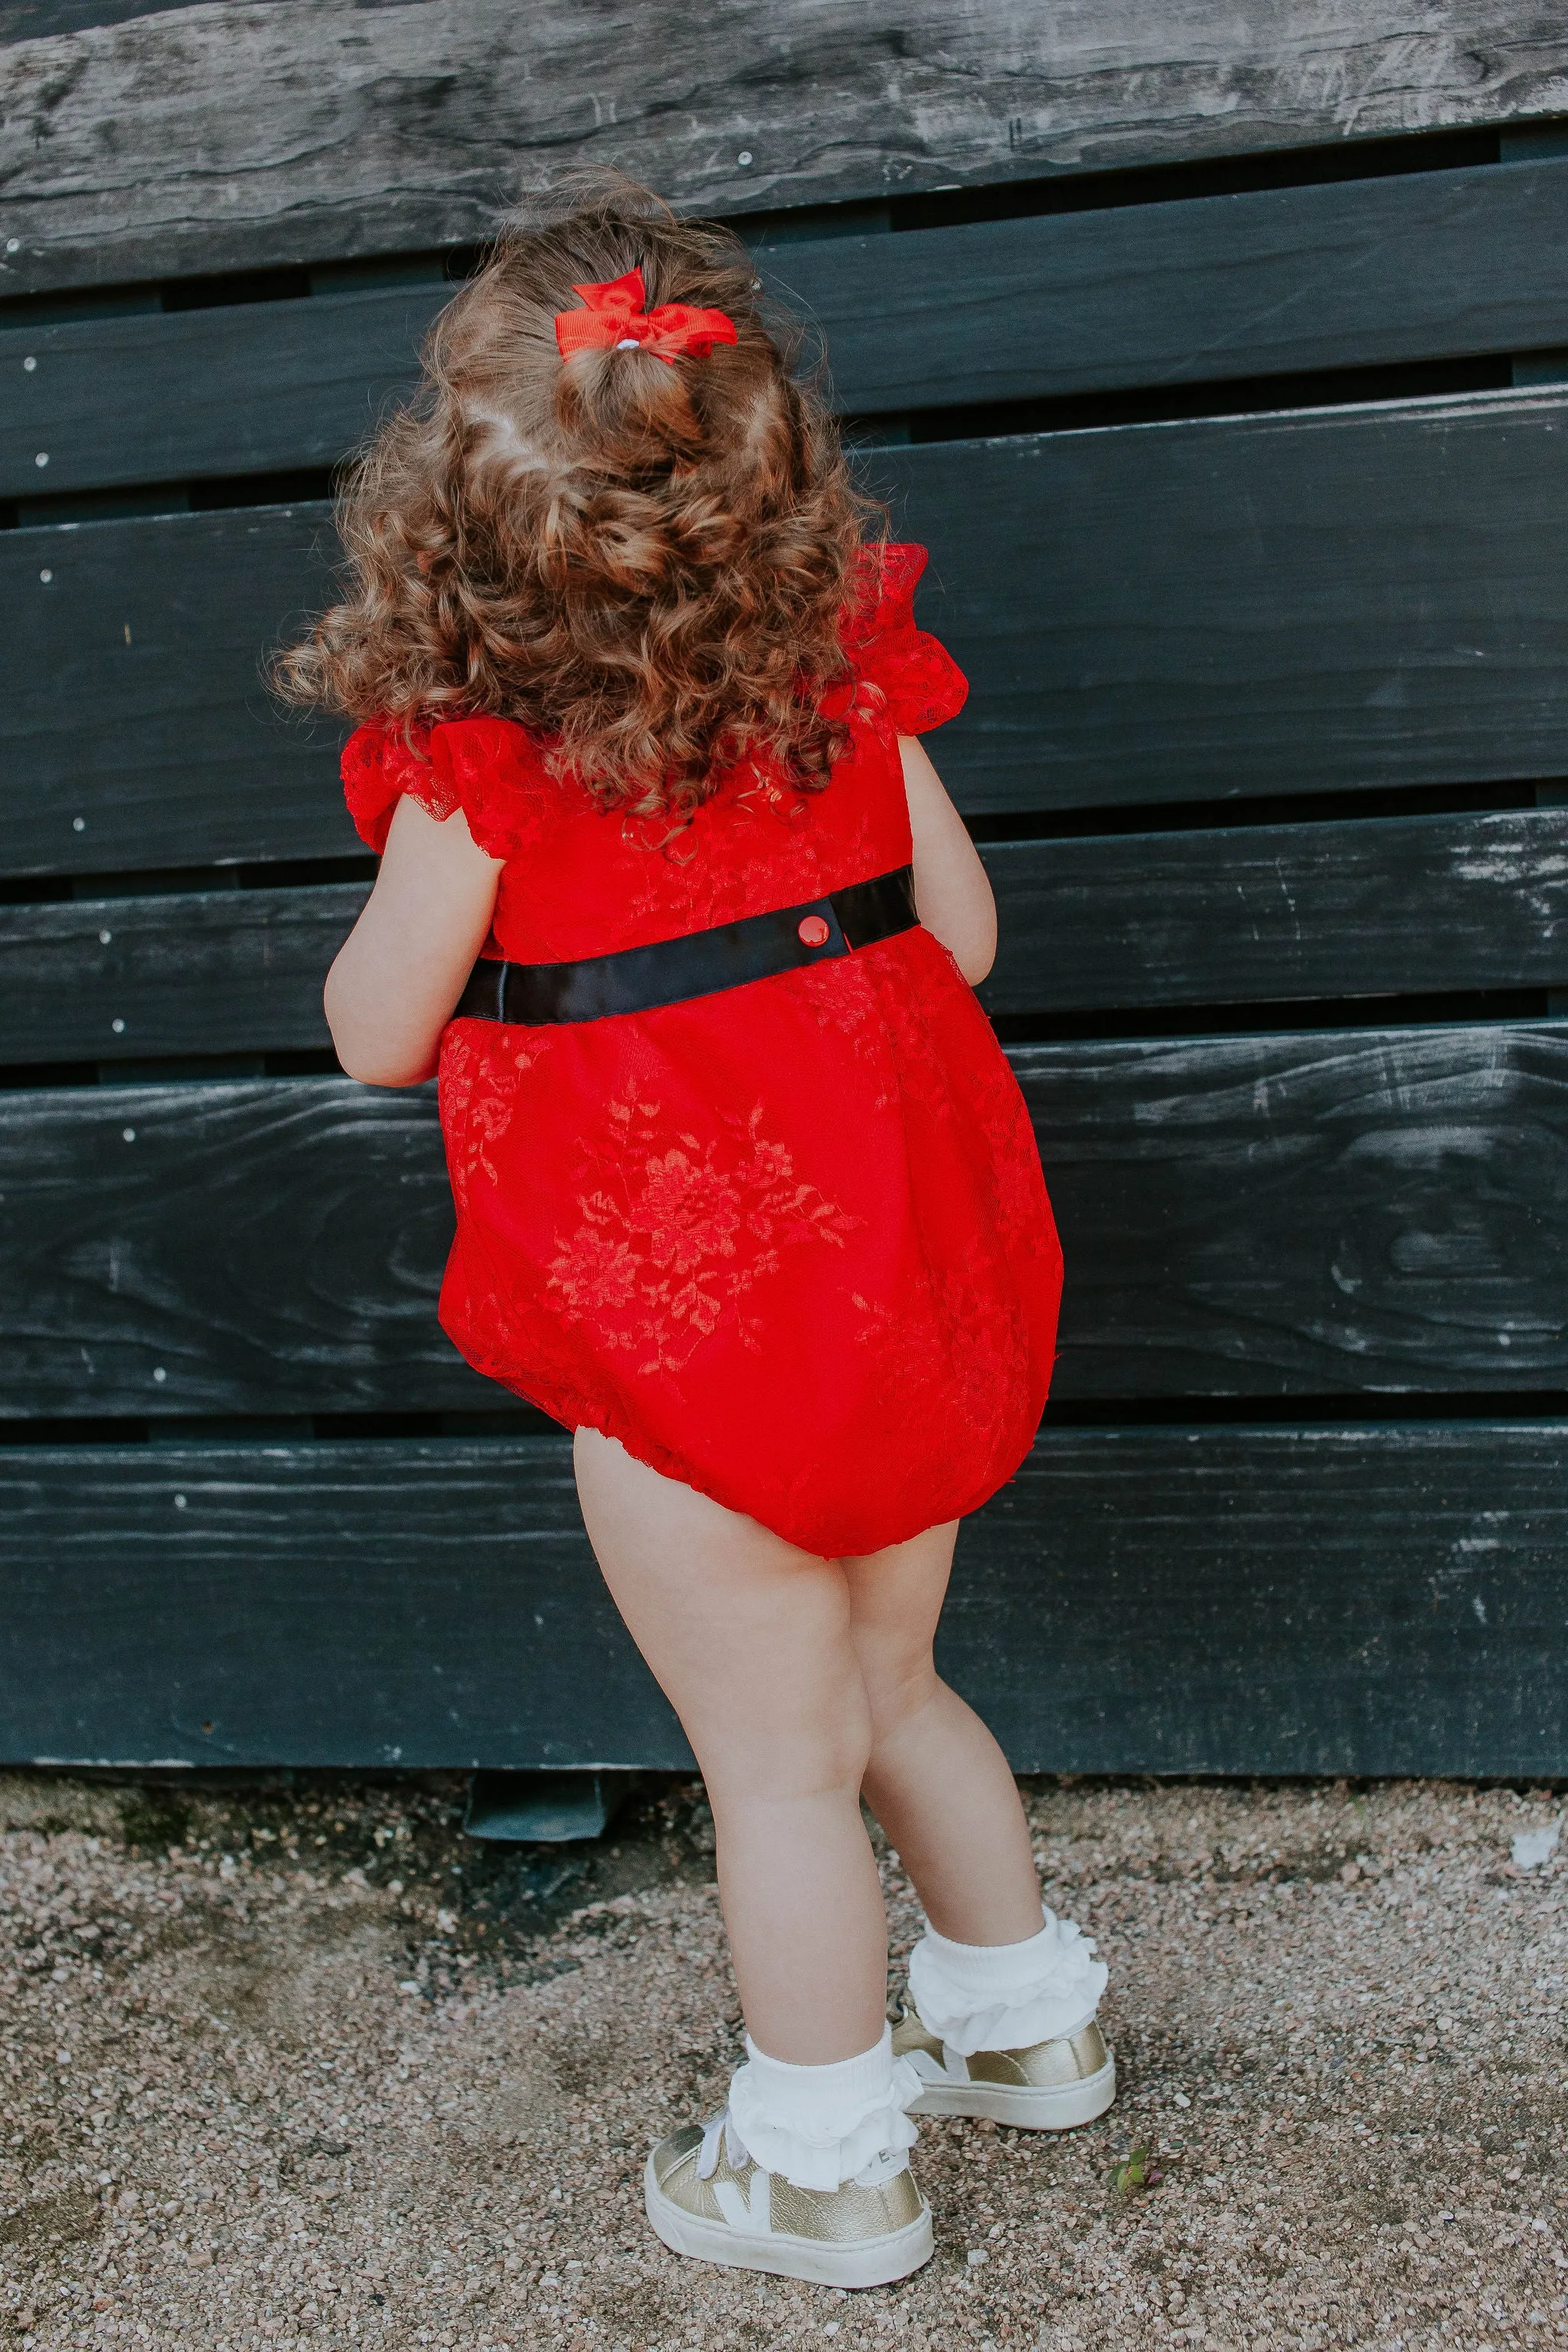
[[644, 2154, 934, 2287], [906, 2052, 1117, 2132]]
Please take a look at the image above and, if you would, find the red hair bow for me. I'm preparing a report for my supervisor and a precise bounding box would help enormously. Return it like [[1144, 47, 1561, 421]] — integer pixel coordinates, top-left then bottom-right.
[[554, 267, 738, 366]]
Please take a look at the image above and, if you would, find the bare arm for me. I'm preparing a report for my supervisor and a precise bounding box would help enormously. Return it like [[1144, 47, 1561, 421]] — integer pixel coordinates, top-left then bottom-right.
[[324, 794, 505, 1086], [900, 733, 996, 985]]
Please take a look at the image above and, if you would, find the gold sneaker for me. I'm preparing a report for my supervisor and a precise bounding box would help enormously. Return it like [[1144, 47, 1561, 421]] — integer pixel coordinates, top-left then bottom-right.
[[892, 2004, 1116, 2131], [645, 2110, 933, 2287]]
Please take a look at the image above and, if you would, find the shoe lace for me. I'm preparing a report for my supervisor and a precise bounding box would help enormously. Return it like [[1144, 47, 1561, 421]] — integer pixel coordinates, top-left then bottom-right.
[[696, 2108, 750, 2180]]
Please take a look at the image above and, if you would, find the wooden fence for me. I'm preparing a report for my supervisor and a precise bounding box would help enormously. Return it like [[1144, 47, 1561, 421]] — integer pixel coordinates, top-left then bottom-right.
[[2, 1, 1567, 1778]]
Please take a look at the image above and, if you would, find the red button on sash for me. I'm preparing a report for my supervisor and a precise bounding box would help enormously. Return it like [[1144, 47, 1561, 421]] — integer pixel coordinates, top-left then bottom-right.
[[797, 915, 831, 947]]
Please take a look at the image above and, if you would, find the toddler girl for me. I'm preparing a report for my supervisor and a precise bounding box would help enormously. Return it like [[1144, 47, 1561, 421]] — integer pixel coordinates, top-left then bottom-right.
[[281, 183, 1113, 2290]]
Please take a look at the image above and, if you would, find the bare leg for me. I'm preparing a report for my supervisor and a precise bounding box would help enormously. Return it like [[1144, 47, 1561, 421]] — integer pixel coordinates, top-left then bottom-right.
[[573, 1428, 887, 2063], [843, 1524, 1044, 1945]]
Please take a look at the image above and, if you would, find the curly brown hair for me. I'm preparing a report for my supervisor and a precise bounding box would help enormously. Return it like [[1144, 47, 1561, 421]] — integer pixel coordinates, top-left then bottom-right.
[[275, 179, 880, 815]]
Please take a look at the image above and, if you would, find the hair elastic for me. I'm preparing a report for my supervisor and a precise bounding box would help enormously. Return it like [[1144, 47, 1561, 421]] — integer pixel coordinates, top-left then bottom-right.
[[554, 266, 738, 365]]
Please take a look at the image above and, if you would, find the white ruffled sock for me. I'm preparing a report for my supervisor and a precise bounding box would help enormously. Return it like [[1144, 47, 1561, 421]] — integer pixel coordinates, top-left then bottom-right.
[[724, 2023, 922, 2193], [906, 1903, 1108, 2057]]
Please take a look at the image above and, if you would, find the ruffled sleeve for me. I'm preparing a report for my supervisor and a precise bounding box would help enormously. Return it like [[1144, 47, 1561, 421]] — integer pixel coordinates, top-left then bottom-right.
[[341, 720, 455, 854], [841, 541, 969, 734], [341, 715, 551, 860]]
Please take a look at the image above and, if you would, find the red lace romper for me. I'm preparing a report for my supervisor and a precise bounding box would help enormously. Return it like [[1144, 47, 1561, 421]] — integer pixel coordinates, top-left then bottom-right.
[[341, 543, 1063, 1557]]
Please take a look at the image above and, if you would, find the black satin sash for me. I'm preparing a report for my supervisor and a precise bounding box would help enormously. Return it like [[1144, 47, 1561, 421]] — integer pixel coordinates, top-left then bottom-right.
[[453, 864, 919, 1027]]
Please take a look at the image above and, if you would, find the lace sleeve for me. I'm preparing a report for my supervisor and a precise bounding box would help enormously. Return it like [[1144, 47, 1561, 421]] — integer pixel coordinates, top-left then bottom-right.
[[340, 720, 456, 854], [841, 541, 969, 734], [427, 718, 553, 861], [341, 716, 550, 859]]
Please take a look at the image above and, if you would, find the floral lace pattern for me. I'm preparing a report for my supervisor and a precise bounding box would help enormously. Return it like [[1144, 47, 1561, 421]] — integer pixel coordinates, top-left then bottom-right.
[[546, 1086, 862, 1383], [347, 542, 1061, 1557]]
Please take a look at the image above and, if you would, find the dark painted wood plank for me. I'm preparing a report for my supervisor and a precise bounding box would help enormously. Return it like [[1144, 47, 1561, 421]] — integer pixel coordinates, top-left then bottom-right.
[[13, 159, 1568, 498], [8, 390, 1568, 874], [0, 1436, 680, 1770], [0, 501, 352, 878], [0, 883, 363, 1063], [3, 4, 1566, 295], [1021, 1024, 1568, 1400], [2, 1423, 1563, 1775], [0, 1025, 1563, 1417], [0, 282, 449, 499], [980, 808, 1568, 1017], [766, 157, 1568, 416], [898, 390, 1568, 815], [955, 1422, 1568, 1776], [0, 1076, 493, 1418], [4, 809, 1562, 1067]]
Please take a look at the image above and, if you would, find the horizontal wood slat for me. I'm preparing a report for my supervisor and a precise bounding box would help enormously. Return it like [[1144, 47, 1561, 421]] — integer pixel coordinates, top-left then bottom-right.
[[11, 158, 1568, 498], [769, 157, 1568, 416], [980, 808, 1568, 1017], [3, 1423, 1563, 1774], [0, 279, 448, 500], [0, 1076, 488, 1419], [4, 807, 1564, 1067], [3, 4, 1566, 294], [8, 390, 1568, 874], [1021, 1024, 1568, 1398], [0, 883, 361, 1063], [2, 502, 345, 878], [955, 1422, 1568, 1775], [1, 1025, 1562, 1417], [901, 390, 1568, 814], [0, 1435, 662, 1769]]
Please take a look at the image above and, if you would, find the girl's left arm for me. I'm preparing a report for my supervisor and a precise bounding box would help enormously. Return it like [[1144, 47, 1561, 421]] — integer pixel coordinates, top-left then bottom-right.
[[900, 733, 997, 985], [325, 794, 505, 1086]]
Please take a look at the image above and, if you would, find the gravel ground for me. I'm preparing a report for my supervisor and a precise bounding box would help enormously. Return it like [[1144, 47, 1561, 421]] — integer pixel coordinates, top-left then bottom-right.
[[2, 1770, 1565, 2352]]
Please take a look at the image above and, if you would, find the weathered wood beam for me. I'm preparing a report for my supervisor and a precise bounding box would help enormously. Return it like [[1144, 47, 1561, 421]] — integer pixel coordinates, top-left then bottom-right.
[[8, 389, 1568, 875], [898, 388, 1568, 815], [0, 1026, 1563, 1416], [1017, 1024, 1568, 1398], [2, 808, 1563, 1067], [2, 2, 1568, 294], [978, 808, 1568, 1016], [0, 881, 363, 1063], [3, 1423, 1564, 1775], [10, 158, 1568, 498], [764, 155, 1568, 414]]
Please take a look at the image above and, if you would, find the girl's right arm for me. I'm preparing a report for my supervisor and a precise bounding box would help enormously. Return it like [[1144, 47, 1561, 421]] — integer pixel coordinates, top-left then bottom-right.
[[325, 794, 505, 1086]]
